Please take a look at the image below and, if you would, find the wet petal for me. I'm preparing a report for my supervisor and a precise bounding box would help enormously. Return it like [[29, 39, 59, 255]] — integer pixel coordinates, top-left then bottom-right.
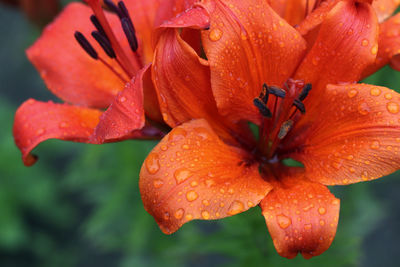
[[372, 0, 400, 22], [27, 3, 132, 108], [152, 28, 216, 126], [261, 168, 340, 259], [362, 13, 400, 77], [13, 99, 102, 166], [139, 119, 272, 234], [200, 0, 306, 124], [285, 83, 400, 185], [91, 67, 146, 143], [294, 0, 378, 94]]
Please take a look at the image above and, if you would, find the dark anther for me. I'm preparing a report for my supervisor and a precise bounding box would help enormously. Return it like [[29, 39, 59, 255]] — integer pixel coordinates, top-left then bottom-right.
[[278, 120, 294, 139], [92, 31, 116, 58], [118, 1, 132, 23], [298, 83, 312, 101], [104, 0, 121, 15], [293, 99, 306, 114], [90, 15, 109, 41], [253, 98, 272, 117], [121, 17, 138, 52], [268, 85, 286, 98], [74, 31, 98, 60]]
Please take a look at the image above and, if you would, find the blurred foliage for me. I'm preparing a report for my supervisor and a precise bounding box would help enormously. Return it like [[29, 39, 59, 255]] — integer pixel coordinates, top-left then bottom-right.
[[1, 1, 400, 267]]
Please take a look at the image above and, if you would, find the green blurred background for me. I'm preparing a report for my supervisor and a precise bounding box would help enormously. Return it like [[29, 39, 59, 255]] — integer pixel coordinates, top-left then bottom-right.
[[1, 1, 400, 266]]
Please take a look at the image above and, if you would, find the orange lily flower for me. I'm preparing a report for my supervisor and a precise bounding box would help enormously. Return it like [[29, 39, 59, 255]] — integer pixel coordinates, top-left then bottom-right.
[[13, 0, 196, 166], [140, 0, 400, 259]]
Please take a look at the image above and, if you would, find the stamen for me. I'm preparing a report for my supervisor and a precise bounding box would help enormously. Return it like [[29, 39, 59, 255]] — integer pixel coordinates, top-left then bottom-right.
[[92, 31, 116, 58], [278, 120, 293, 139], [103, 0, 121, 15], [298, 83, 312, 101], [74, 31, 98, 60], [121, 17, 138, 52], [253, 98, 272, 117], [90, 15, 109, 41], [268, 86, 286, 98], [293, 99, 306, 114]]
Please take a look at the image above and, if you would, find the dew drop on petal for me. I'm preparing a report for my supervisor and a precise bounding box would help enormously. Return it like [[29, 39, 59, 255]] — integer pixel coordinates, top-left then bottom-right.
[[209, 28, 222, 41], [361, 39, 369, 46], [168, 128, 187, 142], [385, 93, 393, 100], [358, 102, 370, 115], [227, 200, 245, 215], [370, 87, 381, 96], [153, 179, 164, 188], [145, 153, 160, 174], [370, 141, 380, 149], [186, 190, 198, 202], [347, 89, 358, 98], [201, 210, 210, 219], [371, 44, 378, 55], [318, 207, 326, 215], [36, 128, 45, 136], [387, 102, 399, 114], [174, 168, 192, 184], [304, 223, 312, 230], [276, 214, 292, 229], [59, 122, 68, 128], [174, 208, 184, 219]]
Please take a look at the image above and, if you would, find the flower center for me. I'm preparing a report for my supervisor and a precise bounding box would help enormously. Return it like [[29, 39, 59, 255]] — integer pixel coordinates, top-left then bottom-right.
[[73, 0, 142, 82], [253, 78, 311, 161]]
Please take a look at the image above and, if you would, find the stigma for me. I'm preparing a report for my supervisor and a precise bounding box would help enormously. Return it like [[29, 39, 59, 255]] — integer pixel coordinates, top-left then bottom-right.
[[253, 78, 311, 158]]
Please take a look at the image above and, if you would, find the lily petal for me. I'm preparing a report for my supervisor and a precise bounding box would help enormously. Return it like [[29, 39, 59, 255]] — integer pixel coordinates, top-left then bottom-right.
[[372, 0, 400, 22], [90, 66, 146, 143], [285, 83, 400, 185], [260, 168, 340, 259], [362, 13, 400, 77], [27, 3, 132, 108], [152, 28, 217, 127], [200, 0, 307, 124], [294, 0, 378, 94], [13, 99, 102, 166], [139, 119, 272, 234]]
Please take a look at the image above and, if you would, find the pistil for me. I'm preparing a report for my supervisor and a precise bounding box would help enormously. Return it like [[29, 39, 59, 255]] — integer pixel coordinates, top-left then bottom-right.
[[253, 79, 311, 160]]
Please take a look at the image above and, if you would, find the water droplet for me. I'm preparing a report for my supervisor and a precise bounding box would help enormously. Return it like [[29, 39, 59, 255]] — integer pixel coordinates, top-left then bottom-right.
[[36, 128, 45, 135], [163, 212, 170, 220], [370, 141, 380, 149], [347, 155, 354, 160], [185, 214, 193, 220], [186, 190, 198, 202], [182, 144, 190, 150], [145, 153, 160, 174], [153, 179, 164, 188], [370, 87, 381, 96], [319, 220, 325, 226], [205, 179, 215, 187], [194, 127, 210, 140], [174, 168, 192, 184], [247, 201, 255, 207], [318, 207, 326, 215], [228, 188, 234, 194], [227, 200, 245, 215], [385, 93, 393, 100], [160, 145, 168, 151], [174, 208, 184, 219], [202, 200, 210, 206], [304, 224, 312, 230], [349, 167, 356, 173], [201, 210, 210, 219], [303, 204, 314, 211], [332, 199, 340, 205], [371, 44, 378, 55], [362, 39, 369, 46], [358, 102, 370, 115], [168, 128, 187, 141], [348, 89, 358, 98], [209, 28, 223, 41], [387, 102, 399, 114], [119, 96, 126, 103], [276, 214, 292, 229]]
